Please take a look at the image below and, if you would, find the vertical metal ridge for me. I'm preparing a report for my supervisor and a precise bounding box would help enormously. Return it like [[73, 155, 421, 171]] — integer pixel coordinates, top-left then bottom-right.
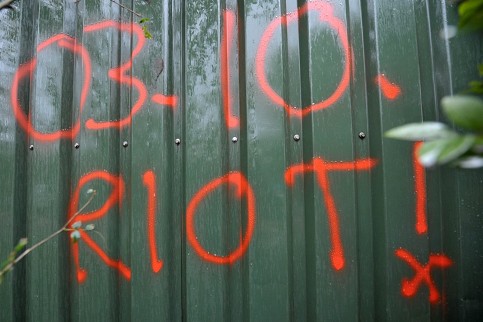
[[345, 0, 377, 319], [359, 0, 389, 320], [178, 0, 187, 320], [280, 1, 294, 321], [295, 0, 316, 318], [7, 1, 38, 321], [236, 1, 252, 320]]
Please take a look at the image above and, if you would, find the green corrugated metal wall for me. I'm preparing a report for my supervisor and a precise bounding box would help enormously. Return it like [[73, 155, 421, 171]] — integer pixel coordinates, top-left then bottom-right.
[[0, 0, 482, 321]]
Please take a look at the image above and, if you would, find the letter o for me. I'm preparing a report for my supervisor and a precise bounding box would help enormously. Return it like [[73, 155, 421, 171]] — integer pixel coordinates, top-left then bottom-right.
[[186, 172, 256, 265], [11, 34, 91, 141], [255, 1, 350, 117]]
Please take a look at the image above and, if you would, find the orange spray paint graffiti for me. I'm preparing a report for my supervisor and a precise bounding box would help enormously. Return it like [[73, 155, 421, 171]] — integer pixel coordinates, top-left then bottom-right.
[[83, 20, 177, 130], [7, 7, 454, 307], [395, 248, 452, 304], [11, 34, 91, 141], [11, 20, 178, 141], [375, 74, 401, 100], [186, 172, 256, 265], [220, 10, 240, 128], [255, 1, 350, 117], [285, 157, 377, 270], [413, 142, 428, 234], [68, 171, 131, 283], [142, 170, 164, 273]]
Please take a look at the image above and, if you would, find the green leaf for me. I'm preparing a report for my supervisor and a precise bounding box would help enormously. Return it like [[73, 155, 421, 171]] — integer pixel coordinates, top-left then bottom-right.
[[455, 156, 483, 168], [142, 26, 153, 39], [437, 135, 476, 164], [442, 95, 483, 131], [385, 122, 454, 141], [468, 80, 483, 94], [459, 0, 483, 17], [14, 238, 28, 253], [72, 221, 82, 229], [0, 259, 9, 271], [417, 135, 475, 166], [472, 136, 483, 153], [70, 230, 81, 243], [418, 140, 448, 167], [458, 0, 483, 31], [479, 64, 483, 77], [139, 17, 150, 24]]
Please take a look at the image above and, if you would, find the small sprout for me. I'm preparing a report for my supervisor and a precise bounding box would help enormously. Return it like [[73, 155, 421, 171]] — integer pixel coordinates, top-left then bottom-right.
[[139, 17, 153, 39], [142, 26, 152, 39], [72, 221, 82, 229], [14, 238, 28, 252], [86, 188, 96, 195], [85, 224, 95, 231], [70, 231, 81, 243]]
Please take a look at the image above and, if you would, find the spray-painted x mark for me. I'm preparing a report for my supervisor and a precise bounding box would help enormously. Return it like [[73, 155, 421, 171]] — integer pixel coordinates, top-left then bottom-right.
[[395, 248, 452, 303]]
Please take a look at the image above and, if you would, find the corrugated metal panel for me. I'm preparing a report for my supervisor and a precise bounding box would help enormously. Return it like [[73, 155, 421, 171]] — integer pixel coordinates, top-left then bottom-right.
[[0, 0, 482, 321]]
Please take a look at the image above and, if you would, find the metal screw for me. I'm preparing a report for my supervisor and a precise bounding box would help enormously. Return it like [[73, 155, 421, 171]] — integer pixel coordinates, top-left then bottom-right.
[[74, 143, 80, 149], [358, 132, 366, 140], [293, 134, 300, 141], [29, 144, 34, 151], [122, 141, 129, 148], [175, 138, 181, 145], [232, 136, 238, 143]]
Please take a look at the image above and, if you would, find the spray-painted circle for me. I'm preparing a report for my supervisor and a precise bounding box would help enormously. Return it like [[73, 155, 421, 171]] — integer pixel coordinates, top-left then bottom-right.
[[255, 1, 350, 117], [186, 172, 256, 265], [11, 34, 91, 141]]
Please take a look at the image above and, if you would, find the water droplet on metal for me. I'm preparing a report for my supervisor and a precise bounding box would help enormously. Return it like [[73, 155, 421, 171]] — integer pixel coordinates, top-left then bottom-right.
[[175, 138, 181, 145], [122, 141, 129, 147], [232, 136, 238, 143], [293, 134, 300, 141]]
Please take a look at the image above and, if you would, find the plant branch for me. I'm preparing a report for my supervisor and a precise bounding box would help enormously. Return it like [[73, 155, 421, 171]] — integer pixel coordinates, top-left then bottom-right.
[[0, 191, 97, 277], [110, 0, 142, 17], [0, 0, 16, 10]]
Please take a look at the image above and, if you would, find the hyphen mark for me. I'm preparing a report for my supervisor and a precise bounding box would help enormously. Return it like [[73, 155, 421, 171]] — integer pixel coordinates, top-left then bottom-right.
[[186, 172, 256, 265], [395, 248, 452, 304], [68, 171, 131, 283], [285, 157, 377, 270], [255, 1, 350, 117], [142, 170, 164, 273]]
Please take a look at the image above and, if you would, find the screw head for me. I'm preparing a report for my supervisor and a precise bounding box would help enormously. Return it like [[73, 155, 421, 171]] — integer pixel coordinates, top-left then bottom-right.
[[122, 141, 129, 147], [232, 136, 238, 143], [358, 132, 366, 140], [29, 144, 34, 151], [74, 143, 80, 149], [175, 138, 181, 145], [293, 134, 300, 141]]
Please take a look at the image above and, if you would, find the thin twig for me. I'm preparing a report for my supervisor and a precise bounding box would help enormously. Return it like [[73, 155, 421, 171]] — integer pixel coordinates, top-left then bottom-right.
[[0, 191, 97, 276], [73, 1, 142, 18], [110, 0, 142, 17], [0, 0, 16, 10]]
